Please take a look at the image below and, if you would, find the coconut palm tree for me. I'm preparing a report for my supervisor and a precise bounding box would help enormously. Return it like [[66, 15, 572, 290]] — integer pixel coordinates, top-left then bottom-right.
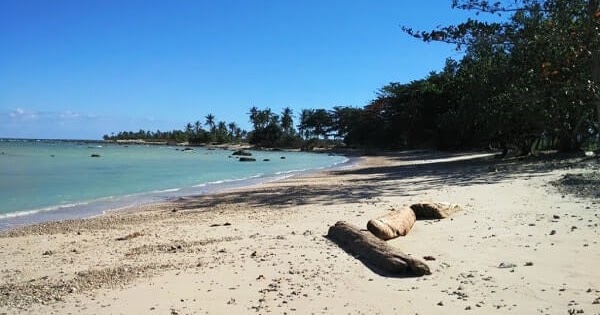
[[281, 107, 294, 135], [205, 114, 216, 132], [194, 120, 202, 135]]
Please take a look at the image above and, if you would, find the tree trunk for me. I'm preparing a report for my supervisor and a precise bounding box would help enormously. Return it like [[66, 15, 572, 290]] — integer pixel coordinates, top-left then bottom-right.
[[589, 0, 600, 152], [327, 221, 431, 276], [367, 208, 416, 240]]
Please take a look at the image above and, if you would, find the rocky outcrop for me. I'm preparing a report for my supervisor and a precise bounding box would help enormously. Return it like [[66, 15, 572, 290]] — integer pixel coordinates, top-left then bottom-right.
[[232, 150, 252, 156]]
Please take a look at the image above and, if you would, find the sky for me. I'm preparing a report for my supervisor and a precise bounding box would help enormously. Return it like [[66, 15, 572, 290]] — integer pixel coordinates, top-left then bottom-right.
[[0, 0, 478, 140]]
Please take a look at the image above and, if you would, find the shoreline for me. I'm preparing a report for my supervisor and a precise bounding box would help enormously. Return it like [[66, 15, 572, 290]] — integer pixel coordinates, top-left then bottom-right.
[[0, 150, 356, 232], [1, 151, 598, 314]]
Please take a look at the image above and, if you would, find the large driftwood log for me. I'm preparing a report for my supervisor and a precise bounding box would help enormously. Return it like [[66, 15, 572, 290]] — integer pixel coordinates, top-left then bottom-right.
[[410, 202, 462, 219], [327, 221, 431, 276], [367, 208, 416, 240]]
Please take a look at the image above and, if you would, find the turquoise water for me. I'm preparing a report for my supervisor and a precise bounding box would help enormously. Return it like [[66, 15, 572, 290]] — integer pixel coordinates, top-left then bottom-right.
[[0, 140, 348, 229]]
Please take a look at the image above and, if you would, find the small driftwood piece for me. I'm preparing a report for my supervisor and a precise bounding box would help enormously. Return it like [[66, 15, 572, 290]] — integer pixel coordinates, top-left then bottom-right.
[[327, 221, 431, 276], [410, 202, 462, 219], [116, 231, 143, 241], [367, 207, 416, 240]]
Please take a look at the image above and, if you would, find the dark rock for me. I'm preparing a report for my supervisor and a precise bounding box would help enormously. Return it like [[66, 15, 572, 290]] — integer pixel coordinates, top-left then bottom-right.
[[239, 157, 256, 162], [232, 150, 252, 156], [90, 154, 101, 158], [280, 156, 286, 159], [263, 159, 270, 162], [182, 147, 193, 151]]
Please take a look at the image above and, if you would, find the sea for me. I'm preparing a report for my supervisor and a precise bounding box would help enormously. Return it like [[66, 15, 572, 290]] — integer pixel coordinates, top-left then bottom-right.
[[0, 139, 350, 230]]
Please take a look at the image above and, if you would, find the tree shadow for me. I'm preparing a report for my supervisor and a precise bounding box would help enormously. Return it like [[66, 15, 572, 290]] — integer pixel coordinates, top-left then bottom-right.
[[333, 151, 589, 191], [172, 151, 593, 212], [173, 181, 409, 212]]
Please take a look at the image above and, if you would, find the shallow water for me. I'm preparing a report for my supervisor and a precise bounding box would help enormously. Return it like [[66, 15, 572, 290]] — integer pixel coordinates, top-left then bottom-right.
[[0, 139, 348, 229]]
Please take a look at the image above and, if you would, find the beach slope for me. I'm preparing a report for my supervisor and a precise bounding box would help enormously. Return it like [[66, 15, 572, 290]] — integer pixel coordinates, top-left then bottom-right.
[[1, 151, 599, 314]]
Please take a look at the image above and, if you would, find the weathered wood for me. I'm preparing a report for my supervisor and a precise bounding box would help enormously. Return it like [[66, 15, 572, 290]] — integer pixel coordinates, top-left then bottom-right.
[[327, 221, 431, 276], [367, 207, 416, 240], [410, 202, 462, 219]]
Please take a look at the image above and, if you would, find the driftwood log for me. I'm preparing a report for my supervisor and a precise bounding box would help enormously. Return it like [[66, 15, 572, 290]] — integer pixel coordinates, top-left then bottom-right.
[[327, 221, 431, 276], [410, 202, 462, 219], [367, 207, 416, 240]]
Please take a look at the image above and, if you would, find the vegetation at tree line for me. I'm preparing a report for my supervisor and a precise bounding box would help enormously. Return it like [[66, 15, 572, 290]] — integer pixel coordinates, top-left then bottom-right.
[[104, 0, 600, 154]]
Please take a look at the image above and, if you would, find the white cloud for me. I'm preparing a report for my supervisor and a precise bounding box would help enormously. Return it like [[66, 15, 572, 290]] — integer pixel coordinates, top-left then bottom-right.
[[0, 107, 178, 139], [59, 110, 81, 119], [8, 108, 39, 120]]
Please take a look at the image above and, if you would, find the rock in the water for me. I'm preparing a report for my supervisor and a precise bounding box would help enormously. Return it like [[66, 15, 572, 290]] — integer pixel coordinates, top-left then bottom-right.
[[367, 207, 416, 240], [90, 154, 101, 158], [239, 157, 256, 162], [410, 202, 462, 219], [232, 150, 252, 156]]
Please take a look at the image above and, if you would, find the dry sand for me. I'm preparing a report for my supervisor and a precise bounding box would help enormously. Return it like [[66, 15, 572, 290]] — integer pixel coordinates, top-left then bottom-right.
[[0, 151, 599, 314]]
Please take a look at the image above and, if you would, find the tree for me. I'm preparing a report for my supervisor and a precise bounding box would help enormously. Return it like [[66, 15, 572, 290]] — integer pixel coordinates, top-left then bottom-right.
[[402, 0, 600, 153], [205, 113, 216, 132], [185, 122, 193, 133], [281, 107, 294, 135], [194, 120, 202, 135], [298, 109, 334, 140], [215, 121, 229, 143], [227, 122, 238, 138]]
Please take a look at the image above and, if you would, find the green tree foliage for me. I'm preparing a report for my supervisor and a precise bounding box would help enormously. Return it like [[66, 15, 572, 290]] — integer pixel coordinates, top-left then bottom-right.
[[394, 0, 600, 153], [298, 109, 335, 140], [246, 107, 303, 148], [281, 107, 295, 135], [104, 114, 245, 145]]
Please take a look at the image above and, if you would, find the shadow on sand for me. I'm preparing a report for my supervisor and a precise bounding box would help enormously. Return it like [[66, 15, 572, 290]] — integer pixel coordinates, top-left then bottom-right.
[[174, 151, 593, 212]]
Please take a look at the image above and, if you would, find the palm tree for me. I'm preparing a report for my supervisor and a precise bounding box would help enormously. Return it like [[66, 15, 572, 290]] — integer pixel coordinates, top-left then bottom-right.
[[248, 106, 259, 130], [205, 113, 216, 132], [194, 120, 201, 135], [185, 123, 194, 136], [227, 122, 238, 138], [281, 107, 294, 135], [215, 121, 228, 143]]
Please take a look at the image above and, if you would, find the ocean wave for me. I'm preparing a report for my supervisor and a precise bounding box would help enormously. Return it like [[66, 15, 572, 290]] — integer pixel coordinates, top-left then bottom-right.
[[192, 174, 263, 187], [152, 188, 181, 193], [0, 201, 91, 219], [275, 168, 308, 175]]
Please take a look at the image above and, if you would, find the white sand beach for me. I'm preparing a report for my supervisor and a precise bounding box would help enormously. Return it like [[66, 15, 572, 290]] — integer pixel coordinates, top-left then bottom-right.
[[1, 151, 599, 314]]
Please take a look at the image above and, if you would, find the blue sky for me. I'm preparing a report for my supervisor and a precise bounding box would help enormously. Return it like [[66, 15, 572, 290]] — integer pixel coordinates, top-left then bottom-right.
[[1, 0, 476, 139]]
